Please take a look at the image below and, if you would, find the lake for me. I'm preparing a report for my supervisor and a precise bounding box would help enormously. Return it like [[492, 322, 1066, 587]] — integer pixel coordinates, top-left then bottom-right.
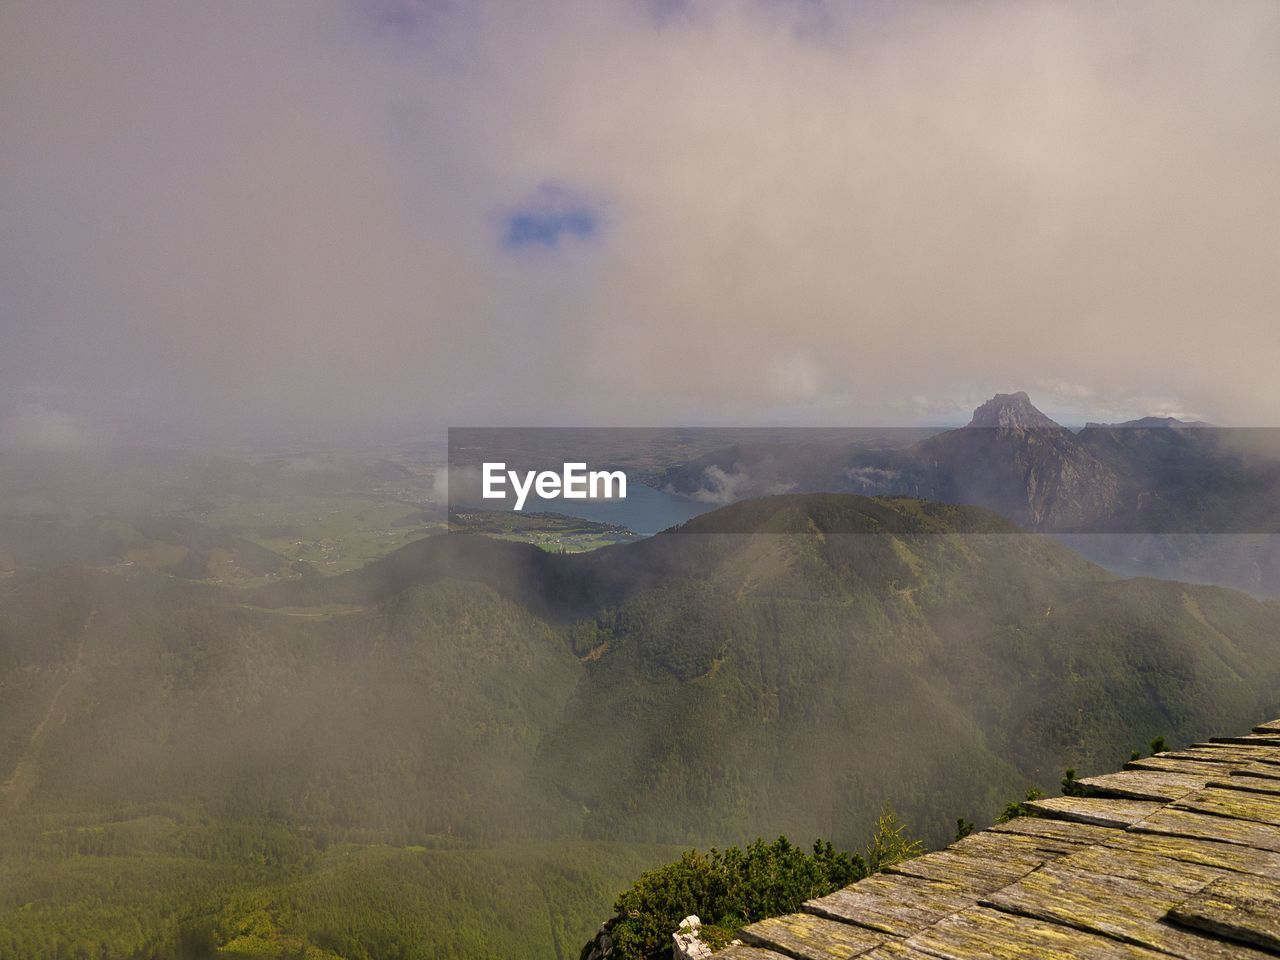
[[472, 481, 717, 536]]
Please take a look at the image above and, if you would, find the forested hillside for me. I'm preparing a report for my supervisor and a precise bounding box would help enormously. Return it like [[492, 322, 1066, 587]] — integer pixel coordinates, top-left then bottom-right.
[[3, 494, 1279, 956], [0, 809, 679, 959]]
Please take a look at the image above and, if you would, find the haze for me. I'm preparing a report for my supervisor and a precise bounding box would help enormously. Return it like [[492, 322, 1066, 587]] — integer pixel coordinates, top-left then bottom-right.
[[4, 0, 1280, 444]]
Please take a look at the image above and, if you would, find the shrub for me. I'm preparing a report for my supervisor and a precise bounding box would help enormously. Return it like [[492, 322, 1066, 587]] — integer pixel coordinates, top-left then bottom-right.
[[1061, 768, 1089, 797], [865, 806, 924, 874], [604, 836, 866, 959], [995, 787, 1045, 823]]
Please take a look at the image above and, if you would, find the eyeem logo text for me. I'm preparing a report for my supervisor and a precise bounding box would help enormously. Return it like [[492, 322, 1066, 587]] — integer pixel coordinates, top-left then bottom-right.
[[482, 462, 627, 511]]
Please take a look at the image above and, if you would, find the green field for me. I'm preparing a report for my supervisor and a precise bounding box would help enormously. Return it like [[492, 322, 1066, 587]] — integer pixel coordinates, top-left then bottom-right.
[[449, 509, 641, 552]]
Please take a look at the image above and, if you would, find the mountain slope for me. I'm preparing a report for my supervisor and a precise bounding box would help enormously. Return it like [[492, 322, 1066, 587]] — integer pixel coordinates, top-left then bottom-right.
[[5, 494, 1278, 855], [536, 495, 1280, 844], [0, 570, 583, 840]]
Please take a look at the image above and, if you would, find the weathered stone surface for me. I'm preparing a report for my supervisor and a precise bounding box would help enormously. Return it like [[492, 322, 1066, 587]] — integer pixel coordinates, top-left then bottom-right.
[[713, 945, 792, 960], [1079, 769, 1208, 801], [1232, 762, 1280, 781], [1173, 786, 1280, 827], [739, 913, 888, 959], [1127, 756, 1249, 777], [1252, 720, 1280, 735], [1101, 829, 1280, 879], [805, 874, 975, 938], [1208, 734, 1280, 748], [1024, 795, 1162, 828], [1171, 744, 1280, 762], [1208, 775, 1280, 796], [1159, 750, 1242, 764], [855, 943, 934, 959], [982, 862, 1272, 958], [1056, 844, 1228, 894], [902, 906, 1167, 960], [883, 848, 1033, 891], [1169, 875, 1280, 953], [1131, 806, 1280, 853], [987, 815, 1115, 848], [884, 832, 1059, 890], [947, 830, 1077, 861], [1187, 743, 1280, 763], [699, 717, 1280, 960]]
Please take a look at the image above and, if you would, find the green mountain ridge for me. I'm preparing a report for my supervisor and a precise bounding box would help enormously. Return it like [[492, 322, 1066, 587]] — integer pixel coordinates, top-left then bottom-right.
[[5, 494, 1278, 846], [3, 493, 1280, 956]]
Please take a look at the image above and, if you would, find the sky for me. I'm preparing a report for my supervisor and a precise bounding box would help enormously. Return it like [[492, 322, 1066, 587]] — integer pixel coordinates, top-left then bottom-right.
[[3, 0, 1280, 444]]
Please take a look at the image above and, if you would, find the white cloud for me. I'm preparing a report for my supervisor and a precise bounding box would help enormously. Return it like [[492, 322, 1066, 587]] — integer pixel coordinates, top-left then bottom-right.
[[3, 1, 1279, 434], [1040, 379, 1094, 401], [0, 404, 102, 451]]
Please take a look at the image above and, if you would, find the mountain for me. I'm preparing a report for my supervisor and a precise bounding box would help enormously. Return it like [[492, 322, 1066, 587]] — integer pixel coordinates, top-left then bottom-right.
[[966, 391, 1061, 431], [538, 495, 1280, 843], [911, 394, 1120, 529], [1088, 415, 1212, 429], [661, 393, 1280, 534], [658, 394, 1280, 595], [7, 494, 1280, 848], [4, 493, 1280, 955]]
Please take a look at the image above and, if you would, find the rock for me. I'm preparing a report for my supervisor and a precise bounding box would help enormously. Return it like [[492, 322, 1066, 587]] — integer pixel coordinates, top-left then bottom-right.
[[966, 392, 1062, 432], [673, 915, 714, 960], [579, 919, 615, 960]]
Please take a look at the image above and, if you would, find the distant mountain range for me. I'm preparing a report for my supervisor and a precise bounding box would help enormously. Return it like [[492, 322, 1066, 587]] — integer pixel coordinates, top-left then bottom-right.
[[659, 392, 1280, 596], [1089, 415, 1212, 430], [661, 391, 1276, 533]]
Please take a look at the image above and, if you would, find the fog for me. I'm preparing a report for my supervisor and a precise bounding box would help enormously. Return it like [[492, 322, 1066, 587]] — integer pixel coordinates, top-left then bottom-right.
[[4, 0, 1280, 441]]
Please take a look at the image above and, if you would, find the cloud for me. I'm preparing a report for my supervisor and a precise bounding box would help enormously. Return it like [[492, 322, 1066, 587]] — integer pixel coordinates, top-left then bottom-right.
[[3, 1, 1280, 438], [845, 466, 901, 492], [1040, 380, 1094, 401], [0, 404, 102, 451], [770, 354, 822, 402], [679, 465, 756, 504]]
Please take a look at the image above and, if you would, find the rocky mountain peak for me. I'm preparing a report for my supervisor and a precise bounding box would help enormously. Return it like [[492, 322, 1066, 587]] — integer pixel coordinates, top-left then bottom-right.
[[967, 392, 1061, 432]]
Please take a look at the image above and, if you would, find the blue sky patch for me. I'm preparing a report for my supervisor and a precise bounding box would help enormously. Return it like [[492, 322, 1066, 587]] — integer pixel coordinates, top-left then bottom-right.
[[636, 0, 693, 27], [501, 184, 602, 251], [360, 0, 451, 38]]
